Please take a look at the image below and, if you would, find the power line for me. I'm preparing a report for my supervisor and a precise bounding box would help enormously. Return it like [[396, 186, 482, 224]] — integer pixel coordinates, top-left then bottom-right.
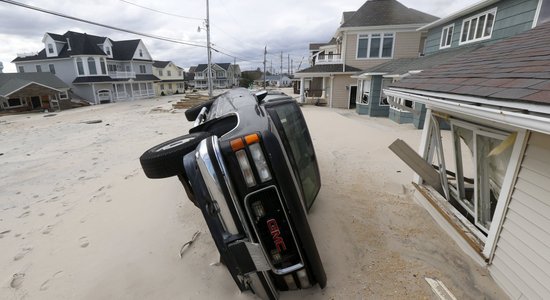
[[119, 0, 204, 21], [0, 0, 207, 48]]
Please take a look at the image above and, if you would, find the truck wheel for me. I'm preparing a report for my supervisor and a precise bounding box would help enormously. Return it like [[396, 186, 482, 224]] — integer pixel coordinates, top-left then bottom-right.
[[140, 132, 211, 179]]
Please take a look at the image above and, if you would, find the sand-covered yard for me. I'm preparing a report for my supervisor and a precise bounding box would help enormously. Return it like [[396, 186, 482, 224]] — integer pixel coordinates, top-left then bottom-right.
[[0, 93, 507, 299]]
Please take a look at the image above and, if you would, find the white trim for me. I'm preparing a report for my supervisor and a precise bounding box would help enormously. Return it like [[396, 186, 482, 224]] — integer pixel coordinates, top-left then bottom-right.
[[533, 0, 544, 28], [384, 89, 550, 135], [483, 129, 530, 260], [439, 24, 455, 49], [414, 108, 434, 184], [418, 0, 500, 31], [458, 8, 498, 45], [390, 88, 550, 115], [1, 81, 62, 98]]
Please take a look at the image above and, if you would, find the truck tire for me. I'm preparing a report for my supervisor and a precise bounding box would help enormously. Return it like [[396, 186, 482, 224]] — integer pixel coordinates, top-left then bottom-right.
[[140, 132, 211, 179]]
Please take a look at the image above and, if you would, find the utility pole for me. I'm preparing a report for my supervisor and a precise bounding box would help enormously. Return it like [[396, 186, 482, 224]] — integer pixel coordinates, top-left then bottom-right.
[[206, 0, 213, 97], [233, 56, 236, 87], [280, 51, 283, 87], [287, 54, 290, 75], [263, 46, 267, 89], [291, 59, 293, 75]]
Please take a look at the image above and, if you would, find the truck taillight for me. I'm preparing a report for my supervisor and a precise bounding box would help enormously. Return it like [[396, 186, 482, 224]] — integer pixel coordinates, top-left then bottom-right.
[[230, 133, 272, 187]]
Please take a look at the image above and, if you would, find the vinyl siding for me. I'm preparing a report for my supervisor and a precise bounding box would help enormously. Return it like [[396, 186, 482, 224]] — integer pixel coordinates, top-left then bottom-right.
[[424, 0, 539, 54], [490, 132, 550, 300], [331, 75, 357, 109], [344, 31, 421, 70]]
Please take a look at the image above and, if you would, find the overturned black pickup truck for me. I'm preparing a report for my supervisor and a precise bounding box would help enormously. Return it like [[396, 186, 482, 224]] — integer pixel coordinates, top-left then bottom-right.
[[139, 88, 326, 299]]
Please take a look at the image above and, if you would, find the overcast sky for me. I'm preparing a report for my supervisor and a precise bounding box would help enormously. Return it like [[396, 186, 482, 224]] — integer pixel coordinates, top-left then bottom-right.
[[0, 0, 479, 73]]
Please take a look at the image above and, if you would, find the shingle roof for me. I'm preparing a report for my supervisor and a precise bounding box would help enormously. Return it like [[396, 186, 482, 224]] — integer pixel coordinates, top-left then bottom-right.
[[342, 11, 355, 23], [153, 60, 170, 68], [13, 31, 144, 62], [341, 0, 438, 28], [297, 64, 361, 74], [112, 40, 141, 60], [362, 45, 482, 75], [195, 63, 232, 72], [0, 73, 68, 97], [391, 21, 550, 105]]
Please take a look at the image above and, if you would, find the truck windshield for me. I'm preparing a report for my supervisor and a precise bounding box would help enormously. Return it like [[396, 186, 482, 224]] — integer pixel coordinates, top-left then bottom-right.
[[267, 101, 321, 210]]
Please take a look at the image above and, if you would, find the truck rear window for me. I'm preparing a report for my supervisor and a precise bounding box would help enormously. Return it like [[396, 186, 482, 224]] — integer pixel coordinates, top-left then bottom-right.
[[267, 102, 320, 210]]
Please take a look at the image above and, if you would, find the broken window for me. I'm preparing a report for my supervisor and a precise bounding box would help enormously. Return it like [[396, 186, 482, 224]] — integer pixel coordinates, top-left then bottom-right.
[[431, 119, 515, 236]]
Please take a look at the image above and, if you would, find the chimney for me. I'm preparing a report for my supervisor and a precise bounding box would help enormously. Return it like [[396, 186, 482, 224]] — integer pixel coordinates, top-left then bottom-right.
[[66, 38, 72, 51]]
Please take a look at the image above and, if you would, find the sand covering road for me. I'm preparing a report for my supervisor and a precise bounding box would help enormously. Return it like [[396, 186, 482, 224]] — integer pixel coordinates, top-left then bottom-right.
[[0, 93, 507, 299]]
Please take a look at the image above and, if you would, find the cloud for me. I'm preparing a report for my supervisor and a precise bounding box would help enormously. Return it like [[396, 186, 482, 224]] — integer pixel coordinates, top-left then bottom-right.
[[0, 0, 480, 73]]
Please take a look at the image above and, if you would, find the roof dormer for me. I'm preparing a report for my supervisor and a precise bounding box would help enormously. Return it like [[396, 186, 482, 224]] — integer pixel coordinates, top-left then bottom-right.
[[42, 33, 64, 58], [100, 38, 113, 58]]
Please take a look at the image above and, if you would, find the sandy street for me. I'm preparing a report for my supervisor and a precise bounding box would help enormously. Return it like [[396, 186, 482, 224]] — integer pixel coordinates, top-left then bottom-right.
[[0, 93, 507, 299]]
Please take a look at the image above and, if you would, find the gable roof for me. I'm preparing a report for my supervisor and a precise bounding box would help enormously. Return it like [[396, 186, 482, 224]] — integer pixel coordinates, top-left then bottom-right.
[[0, 73, 68, 97], [195, 63, 232, 72], [391, 21, 550, 105], [13, 31, 145, 62], [153, 60, 171, 68], [340, 0, 438, 28], [111, 40, 141, 60]]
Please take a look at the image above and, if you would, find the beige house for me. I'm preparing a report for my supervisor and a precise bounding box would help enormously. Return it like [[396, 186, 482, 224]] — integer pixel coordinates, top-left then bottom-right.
[[193, 63, 241, 89], [152, 60, 185, 96], [295, 0, 437, 109]]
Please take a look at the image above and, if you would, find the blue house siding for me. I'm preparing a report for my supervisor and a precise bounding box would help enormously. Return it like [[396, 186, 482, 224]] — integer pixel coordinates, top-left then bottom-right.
[[424, 0, 539, 55]]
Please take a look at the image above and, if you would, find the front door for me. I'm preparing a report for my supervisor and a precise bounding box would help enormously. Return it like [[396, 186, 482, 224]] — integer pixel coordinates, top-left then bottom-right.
[[31, 96, 41, 109], [349, 85, 357, 109]]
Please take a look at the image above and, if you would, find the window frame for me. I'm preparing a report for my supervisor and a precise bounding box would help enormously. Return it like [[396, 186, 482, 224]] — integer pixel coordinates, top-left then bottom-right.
[[47, 43, 54, 54], [439, 24, 455, 49], [167, 70, 172, 76], [7, 98, 24, 108], [459, 8, 497, 45], [87, 58, 97, 75], [533, 0, 550, 27], [48, 64, 55, 74], [139, 65, 146, 74], [18, 66, 24, 73], [450, 119, 511, 237], [356, 32, 395, 59], [36, 65, 42, 72]]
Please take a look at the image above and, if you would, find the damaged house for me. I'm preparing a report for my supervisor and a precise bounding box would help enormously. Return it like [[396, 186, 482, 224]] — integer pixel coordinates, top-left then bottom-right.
[[386, 19, 550, 299]]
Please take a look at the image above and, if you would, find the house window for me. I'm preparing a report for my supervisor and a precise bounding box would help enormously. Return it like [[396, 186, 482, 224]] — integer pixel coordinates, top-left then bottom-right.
[[440, 24, 454, 49], [36, 65, 42, 72], [105, 47, 111, 56], [59, 91, 68, 100], [100, 62, 107, 74], [88, 58, 97, 75], [76, 58, 84, 75], [168, 83, 173, 90], [178, 70, 182, 76], [160, 84, 165, 90], [108, 64, 117, 72], [159, 70, 163, 76], [448, 121, 513, 235], [139, 65, 146, 74], [18, 66, 24, 73], [535, 0, 550, 26], [217, 71, 225, 77], [48, 44, 54, 54], [49, 64, 55, 74], [460, 8, 497, 44], [7, 98, 23, 107], [167, 70, 172, 76], [139, 49, 143, 57], [357, 33, 394, 59]]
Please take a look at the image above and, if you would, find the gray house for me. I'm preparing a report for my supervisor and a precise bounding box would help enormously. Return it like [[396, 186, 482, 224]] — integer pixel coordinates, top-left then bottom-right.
[[12, 31, 159, 104], [356, 0, 546, 127], [193, 63, 241, 89], [0, 72, 69, 111], [386, 17, 550, 300], [296, 0, 437, 109]]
